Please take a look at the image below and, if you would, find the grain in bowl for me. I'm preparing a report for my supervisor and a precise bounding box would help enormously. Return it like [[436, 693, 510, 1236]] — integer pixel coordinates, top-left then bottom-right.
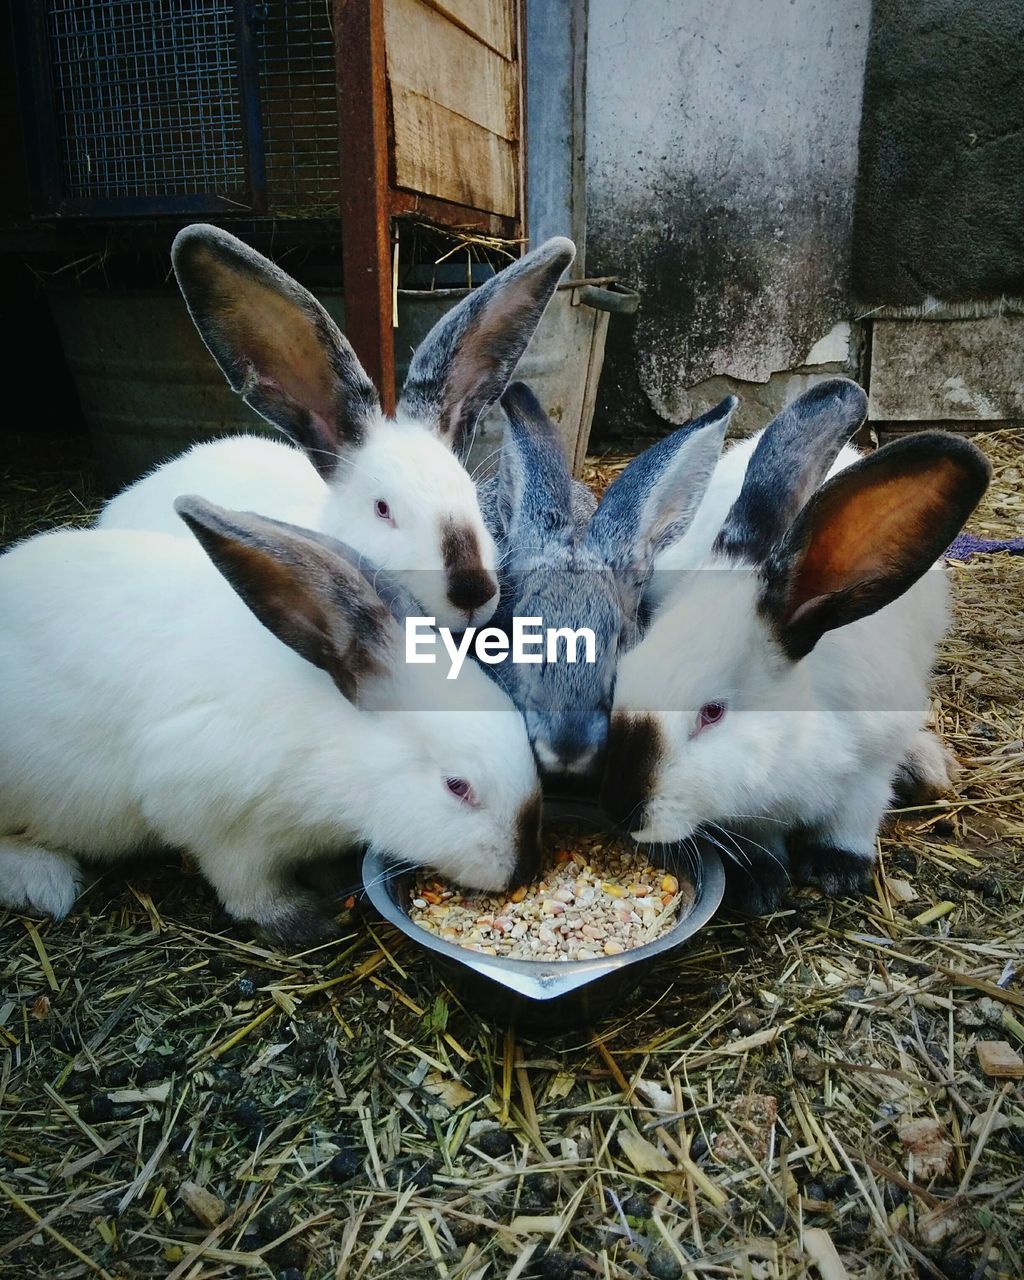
[[407, 833, 693, 962]]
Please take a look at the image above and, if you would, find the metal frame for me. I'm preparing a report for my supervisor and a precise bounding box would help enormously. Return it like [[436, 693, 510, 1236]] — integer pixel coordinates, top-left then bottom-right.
[[10, 0, 267, 218], [333, 0, 525, 411], [10, 0, 527, 414]]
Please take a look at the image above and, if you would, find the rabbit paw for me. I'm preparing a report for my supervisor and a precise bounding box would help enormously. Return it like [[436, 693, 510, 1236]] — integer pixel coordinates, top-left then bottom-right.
[[0, 841, 83, 919], [792, 844, 874, 898], [892, 730, 959, 807], [251, 893, 345, 950], [723, 858, 791, 916]]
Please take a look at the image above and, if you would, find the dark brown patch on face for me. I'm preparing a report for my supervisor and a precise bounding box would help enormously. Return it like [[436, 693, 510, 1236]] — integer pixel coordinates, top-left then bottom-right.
[[509, 790, 542, 887], [600, 713, 663, 830], [441, 519, 498, 615]]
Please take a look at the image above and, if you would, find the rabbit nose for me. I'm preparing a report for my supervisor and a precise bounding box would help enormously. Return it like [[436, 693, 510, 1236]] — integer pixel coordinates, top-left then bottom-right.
[[441, 519, 498, 619], [538, 712, 608, 778], [449, 567, 498, 613], [600, 712, 662, 829]]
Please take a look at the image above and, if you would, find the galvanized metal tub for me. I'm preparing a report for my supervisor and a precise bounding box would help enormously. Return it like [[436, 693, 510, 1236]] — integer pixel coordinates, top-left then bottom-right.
[[47, 279, 637, 493]]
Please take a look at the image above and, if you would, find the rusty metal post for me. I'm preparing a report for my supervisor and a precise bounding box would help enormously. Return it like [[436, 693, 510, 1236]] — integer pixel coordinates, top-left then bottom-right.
[[334, 0, 396, 411]]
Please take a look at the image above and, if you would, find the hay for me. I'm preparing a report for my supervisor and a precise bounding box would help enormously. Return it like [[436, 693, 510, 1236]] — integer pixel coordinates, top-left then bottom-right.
[[0, 430, 1021, 1280], [0, 431, 103, 547]]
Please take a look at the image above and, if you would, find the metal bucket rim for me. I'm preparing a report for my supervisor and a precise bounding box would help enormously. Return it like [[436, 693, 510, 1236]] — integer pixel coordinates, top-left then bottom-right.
[[361, 806, 725, 1001]]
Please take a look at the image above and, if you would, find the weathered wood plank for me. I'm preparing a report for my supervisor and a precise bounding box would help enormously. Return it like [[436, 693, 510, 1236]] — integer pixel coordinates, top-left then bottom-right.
[[417, 0, 514, 59], [977, 1041, 1024, 1080], [384, 0, 517, 139], [391, 86, 518, 217], [869, 316, 1024, 421], [390, 188, 514, 237]]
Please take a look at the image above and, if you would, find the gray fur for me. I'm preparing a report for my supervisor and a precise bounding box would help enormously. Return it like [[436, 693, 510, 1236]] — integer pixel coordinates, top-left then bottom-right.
[[714, 378, 868, 562], [398, 238, 575, 461], [481, 383, 734, 782]]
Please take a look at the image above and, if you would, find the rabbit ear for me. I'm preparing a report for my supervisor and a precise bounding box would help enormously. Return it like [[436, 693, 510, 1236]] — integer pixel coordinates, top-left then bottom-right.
[[175, 496, 400, 704], [228, 511, 428, 624], [761, 433, 990, 660], [497, 382, 574, 553], [714, 378, 868, 563], [398, 237, 575, 461], [586, 396, 736, 573], [172, 225, 380, 480]]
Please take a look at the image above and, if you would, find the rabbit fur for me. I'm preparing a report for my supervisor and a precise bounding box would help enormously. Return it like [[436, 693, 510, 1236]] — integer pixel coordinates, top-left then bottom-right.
[[647, 381, 961, 803], [602, 381, 989, 913], [98, 225, 575, 631], [0, 504, 541, 942], [475, 382, 736, 783]]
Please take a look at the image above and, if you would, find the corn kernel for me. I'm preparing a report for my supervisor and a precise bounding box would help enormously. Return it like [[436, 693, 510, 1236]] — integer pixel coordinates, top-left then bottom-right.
[[407, 834, 689, 964]]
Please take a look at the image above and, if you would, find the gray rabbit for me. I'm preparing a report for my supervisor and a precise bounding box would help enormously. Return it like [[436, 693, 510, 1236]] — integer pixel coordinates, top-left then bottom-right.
[[477, 382, 736, 786]]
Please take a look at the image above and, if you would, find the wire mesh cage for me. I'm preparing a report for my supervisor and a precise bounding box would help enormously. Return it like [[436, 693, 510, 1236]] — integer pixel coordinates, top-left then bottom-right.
[[13, 0, 341, 217], [48, 1, 249, 205], [258, 1, 340, 215]]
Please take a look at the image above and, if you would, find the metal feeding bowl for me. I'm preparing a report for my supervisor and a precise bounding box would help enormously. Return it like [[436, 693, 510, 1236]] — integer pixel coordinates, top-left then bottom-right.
[[361, 798, 725, 1028]]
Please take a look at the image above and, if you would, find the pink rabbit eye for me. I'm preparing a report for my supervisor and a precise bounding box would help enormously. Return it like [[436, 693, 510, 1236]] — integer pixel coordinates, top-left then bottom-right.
[[445, 776, 475, 804], [697, 701, 726, 733], [374, 498, 392, 522]]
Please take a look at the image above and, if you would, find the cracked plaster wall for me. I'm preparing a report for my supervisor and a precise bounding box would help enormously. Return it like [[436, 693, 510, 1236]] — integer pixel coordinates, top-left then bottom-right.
[[585, 0, 872, 440]]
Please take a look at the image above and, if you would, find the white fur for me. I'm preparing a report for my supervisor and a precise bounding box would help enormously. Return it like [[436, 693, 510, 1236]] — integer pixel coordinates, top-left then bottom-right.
[[0, 528, 538, 932], [647, 431, 864, 609], [616, 545, 950, 865], [98, 424, 500, 632], [895, 726, 959, 801]]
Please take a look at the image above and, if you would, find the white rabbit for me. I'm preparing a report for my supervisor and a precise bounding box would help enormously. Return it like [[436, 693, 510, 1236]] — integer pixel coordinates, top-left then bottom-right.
[[602, 423, 989, 914], [98, 225, 576, 632], [0, 502, 541, 943], [646, 380, 960, 802]]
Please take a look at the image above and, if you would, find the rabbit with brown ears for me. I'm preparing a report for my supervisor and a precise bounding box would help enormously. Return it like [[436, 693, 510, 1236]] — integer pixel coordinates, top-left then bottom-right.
[[602, 383, 989, 913], [0, 503, 541, 943], [99, 225, 575, 632]]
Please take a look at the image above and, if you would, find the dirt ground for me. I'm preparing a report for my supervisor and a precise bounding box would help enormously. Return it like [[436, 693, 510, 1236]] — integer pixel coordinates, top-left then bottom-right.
[[1, 428, 1022, 1280]]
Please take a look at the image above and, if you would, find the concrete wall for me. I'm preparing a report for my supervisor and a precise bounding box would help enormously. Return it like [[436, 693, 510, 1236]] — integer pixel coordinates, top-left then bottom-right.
[[585, 0, 871, 439]]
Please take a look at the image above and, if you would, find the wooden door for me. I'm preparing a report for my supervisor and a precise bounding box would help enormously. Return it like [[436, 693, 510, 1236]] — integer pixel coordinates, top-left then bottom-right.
[[335, 0, 525, 409]]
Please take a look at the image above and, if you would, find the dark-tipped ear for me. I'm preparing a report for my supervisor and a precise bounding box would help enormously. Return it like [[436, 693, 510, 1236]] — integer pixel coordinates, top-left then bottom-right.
[[398, 237, 575, 461], [761, 433, 991, 660], [228, 512, 428, 625], [497, 382, 573, 553], [175, 496, 400, 702], [585, 396, 736, 574], [714, 378, 868, 562], [172, 225, 380, 479]]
